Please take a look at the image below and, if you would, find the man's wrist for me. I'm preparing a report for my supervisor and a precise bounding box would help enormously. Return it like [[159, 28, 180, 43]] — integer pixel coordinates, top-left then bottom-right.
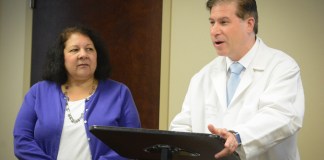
[[229, 130, 242, 145]]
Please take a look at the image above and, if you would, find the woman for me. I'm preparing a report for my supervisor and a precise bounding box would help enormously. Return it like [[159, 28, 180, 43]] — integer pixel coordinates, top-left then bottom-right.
[[13, 26, 141, 160]]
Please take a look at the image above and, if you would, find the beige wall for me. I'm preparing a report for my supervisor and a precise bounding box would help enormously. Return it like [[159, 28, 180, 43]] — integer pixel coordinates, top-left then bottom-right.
[[0, 0, 32, 159], [161, 0, 324, 159], [1, 0, 323, 159], [0, 0, 31, 160]]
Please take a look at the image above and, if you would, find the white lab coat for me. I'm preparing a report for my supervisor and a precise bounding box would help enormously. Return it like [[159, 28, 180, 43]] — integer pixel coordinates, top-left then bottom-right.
[[170, 38, 304, 160]]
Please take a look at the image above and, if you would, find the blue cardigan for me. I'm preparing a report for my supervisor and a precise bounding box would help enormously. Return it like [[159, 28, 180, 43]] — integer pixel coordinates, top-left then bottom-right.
[[14, 79, 141, 160]]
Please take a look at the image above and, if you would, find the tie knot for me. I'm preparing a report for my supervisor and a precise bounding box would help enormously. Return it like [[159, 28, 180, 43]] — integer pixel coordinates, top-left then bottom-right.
[[230, 62, 244, 74]]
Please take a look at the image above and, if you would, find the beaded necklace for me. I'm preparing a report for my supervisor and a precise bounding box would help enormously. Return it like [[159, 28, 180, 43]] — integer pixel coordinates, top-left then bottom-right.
[[63, 80, 97, 123]]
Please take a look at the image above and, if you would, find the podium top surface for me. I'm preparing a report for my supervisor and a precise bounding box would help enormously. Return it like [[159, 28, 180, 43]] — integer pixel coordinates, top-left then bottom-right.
[[90, 125, 240, 160]]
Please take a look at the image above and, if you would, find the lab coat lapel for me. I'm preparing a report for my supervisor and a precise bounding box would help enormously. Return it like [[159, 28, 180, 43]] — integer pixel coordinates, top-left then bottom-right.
[[211, 58, 227, 109], [231, 68, 253, 104], [230, 39, 269, 106]]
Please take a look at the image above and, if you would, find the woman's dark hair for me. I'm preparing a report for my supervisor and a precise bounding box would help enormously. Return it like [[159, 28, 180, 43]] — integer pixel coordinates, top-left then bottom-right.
[[206, 0, 258, 34], [42, 25, 111, 84]]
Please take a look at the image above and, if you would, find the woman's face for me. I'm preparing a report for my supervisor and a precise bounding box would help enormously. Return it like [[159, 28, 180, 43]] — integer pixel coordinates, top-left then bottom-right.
[[63, 32, 97, 81]]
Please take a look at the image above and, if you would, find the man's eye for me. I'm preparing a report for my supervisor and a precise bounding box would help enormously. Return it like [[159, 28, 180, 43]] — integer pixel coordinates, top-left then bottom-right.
[[209, 21, 215, 26], [221, 21, 228, 25]]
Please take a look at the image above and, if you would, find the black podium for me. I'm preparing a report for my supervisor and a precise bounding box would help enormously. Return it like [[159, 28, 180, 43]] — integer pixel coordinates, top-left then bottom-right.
[[90, 125, 240, 160]]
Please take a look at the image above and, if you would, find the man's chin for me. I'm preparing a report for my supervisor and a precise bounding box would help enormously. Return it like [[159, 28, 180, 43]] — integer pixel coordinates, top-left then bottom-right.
[[215, 50, 228, 57]]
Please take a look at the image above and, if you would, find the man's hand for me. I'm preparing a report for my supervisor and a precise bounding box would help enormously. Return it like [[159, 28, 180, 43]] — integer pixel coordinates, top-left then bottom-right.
[[208, 124, 239, 159]]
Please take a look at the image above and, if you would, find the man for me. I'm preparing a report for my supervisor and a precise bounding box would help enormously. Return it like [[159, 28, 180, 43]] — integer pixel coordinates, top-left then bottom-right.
[[169, 0, 305, 159]]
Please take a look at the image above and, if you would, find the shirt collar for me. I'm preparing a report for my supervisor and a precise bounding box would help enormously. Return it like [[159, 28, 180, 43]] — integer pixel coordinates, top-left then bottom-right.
[[226, 38, 260, 71]]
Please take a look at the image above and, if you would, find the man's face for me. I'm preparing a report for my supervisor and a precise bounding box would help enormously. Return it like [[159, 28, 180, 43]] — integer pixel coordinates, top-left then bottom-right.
[[209, 2, 253, 61]]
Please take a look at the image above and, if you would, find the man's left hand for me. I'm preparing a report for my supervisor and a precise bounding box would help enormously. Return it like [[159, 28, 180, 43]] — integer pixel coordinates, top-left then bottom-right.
[[208, 124, 239, 159]]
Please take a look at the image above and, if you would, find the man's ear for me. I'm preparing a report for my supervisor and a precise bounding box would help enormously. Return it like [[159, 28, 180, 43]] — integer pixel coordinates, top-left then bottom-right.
[[246, 17, 255, 33]]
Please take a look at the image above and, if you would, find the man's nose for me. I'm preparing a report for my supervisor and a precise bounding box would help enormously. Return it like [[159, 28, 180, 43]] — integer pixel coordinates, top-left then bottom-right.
[[210, 24, 221, 36]]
